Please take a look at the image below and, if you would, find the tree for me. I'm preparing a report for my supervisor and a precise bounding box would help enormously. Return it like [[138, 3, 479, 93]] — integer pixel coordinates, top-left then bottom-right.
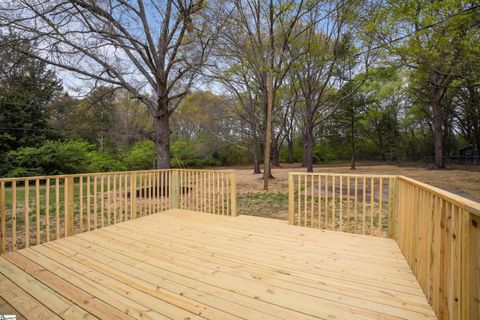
[[0, 34, 61, 156], [211, 0, 312, 183], [271, 81, 298, 166], [1, 0, 222, 168], [68, 88, 117, 149], [454, 82, 480, 153], [171, 91, 237, 159], [374, 1, 480, 168], [283, 81, 299, 163], [451, 50, 480, 157], [291, 0, 374, 172], [360, 68, 403, 161], [335, 84, 365, 169]]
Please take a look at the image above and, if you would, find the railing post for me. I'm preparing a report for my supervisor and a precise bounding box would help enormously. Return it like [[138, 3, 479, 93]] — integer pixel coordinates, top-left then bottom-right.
[[0, 181, 6, 254], [288, 173, 294, 224], [131, 173, 137, 219], [387, 177, 398, 239], [64, 177, 74, 237], [170, 170, 180, 209], [230, 172, 237, 217], [464, 206, 480, 319]]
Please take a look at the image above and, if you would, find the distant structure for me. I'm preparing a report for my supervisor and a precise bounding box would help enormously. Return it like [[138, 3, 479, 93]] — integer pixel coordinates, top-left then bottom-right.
[[454, 144, 480, 164]]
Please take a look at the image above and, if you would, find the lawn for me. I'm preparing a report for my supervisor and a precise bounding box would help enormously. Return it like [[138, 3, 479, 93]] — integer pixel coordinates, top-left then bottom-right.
[[234, 162, 480, 219]]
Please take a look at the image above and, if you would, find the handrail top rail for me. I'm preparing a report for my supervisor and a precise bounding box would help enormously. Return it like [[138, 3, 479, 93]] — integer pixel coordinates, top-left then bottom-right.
[[287, 171, 480, 217], [288, 172, 397, 178], [0, 168, 236, 183], [397, 175, 480, 217], [174, 169, 236, 173]]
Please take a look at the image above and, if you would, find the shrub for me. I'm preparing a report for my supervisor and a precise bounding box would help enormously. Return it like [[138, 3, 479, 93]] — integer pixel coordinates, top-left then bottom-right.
[[1, 147, 43, 177], [123, 140, 155, 170], [1, 140, 125, 177], [170, 140, 223, 168], [86, 150, 126, 172], [40, 140, 92, 174]]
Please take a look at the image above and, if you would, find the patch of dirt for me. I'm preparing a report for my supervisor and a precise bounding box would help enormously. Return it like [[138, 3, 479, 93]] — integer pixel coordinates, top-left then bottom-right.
[[229, 163, 480, 219], [237, 192, 288, 220]]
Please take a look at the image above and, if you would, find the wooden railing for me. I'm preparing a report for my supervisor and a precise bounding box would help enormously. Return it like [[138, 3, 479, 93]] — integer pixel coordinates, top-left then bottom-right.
[[175, 169, 237, 216], [288, 172, 480, 320], [396, 176, 479, 320], [0, 169, 237, 255], [288, 172, 397, 237]]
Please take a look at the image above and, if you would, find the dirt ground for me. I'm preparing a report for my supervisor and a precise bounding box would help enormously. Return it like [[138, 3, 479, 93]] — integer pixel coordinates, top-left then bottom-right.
[[231, 162, 480, 219]]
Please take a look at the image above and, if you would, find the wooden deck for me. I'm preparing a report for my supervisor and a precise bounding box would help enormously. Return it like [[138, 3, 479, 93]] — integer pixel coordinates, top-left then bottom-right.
[[0, 209, 436, 320]]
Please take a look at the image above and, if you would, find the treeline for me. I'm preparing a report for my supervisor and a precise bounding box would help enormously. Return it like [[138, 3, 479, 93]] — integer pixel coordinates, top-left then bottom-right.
[[1, 37, 479, 177], [0, 44, 238, 177], [0, 65, 239, 177], [0, 1, 479, 177]]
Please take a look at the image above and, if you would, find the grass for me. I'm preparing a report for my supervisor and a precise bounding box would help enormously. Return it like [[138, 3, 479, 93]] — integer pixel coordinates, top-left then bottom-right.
[[238, 191, 388, 236], [2, 178, 167, 250], [3, 180, 96, 226], [238, 192, 289, 219]]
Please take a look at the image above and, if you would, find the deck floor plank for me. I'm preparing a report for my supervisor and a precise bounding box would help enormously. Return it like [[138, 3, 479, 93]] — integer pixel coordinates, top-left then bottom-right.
[[103, 219, 424, 294], [0, 272, 62, 320], [19, 247, 166, 320], [0, 258, 95, 319], [0, 209, 437, 319], [0, 297, 26, 320], [112, 217, 417, 277], [3, 252, 135, 320], [84, 225, 434, 312]]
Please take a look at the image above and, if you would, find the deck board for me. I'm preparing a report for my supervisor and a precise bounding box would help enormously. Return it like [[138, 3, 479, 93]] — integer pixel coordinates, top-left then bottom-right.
[[0, 209, 437, 319]]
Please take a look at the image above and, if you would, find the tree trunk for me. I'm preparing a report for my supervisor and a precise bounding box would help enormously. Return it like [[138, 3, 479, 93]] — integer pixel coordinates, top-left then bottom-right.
[[287, 137, 294, 163], [153, 103, 171, 169], [468, 85, 480, 163], [301, 142, 307, 167], [264, 71, 274, 189], [252, 138, 261, 174], [350, 112, 356, 170], [272, 150, 280, 167], [304, 124, 314, 172], [271, 137, 281, 167], [430, 87, 445, 169]]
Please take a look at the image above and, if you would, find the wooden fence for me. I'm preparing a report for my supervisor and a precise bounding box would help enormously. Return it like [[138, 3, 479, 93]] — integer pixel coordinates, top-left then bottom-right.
[[288, 172, 480, 320], [288, 172, 397, 236], [0, 169, 237, 255]]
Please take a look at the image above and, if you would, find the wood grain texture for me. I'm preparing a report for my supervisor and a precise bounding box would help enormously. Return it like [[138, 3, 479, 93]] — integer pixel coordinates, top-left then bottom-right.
[[396, 176, 479, 320], [0, 209, 436, 320]]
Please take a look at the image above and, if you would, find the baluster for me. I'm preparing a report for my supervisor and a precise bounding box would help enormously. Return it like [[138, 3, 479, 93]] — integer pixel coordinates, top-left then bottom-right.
[[25, 180, 30, 247], [12, 182, 17, 251], [45, 179, 50, 242], [35, 180, 40, 244]]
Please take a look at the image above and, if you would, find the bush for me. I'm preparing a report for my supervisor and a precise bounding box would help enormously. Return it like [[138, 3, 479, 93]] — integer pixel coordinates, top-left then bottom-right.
[[86, 151, 126, 172], [1, 147, 44, 177], [40, 140, 92, 174], [221, 145, 251, 166], [123, 140, 155, 170], [171, 140, 222, 168], [1, 140, 125, 177]]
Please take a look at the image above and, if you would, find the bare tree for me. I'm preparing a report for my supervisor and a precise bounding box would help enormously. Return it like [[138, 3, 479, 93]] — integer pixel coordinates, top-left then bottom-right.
[[292, 0, 375, 172], [206, 50, 265, 174], [0, 0, 221, 168], [209, 0, 312, 183]]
